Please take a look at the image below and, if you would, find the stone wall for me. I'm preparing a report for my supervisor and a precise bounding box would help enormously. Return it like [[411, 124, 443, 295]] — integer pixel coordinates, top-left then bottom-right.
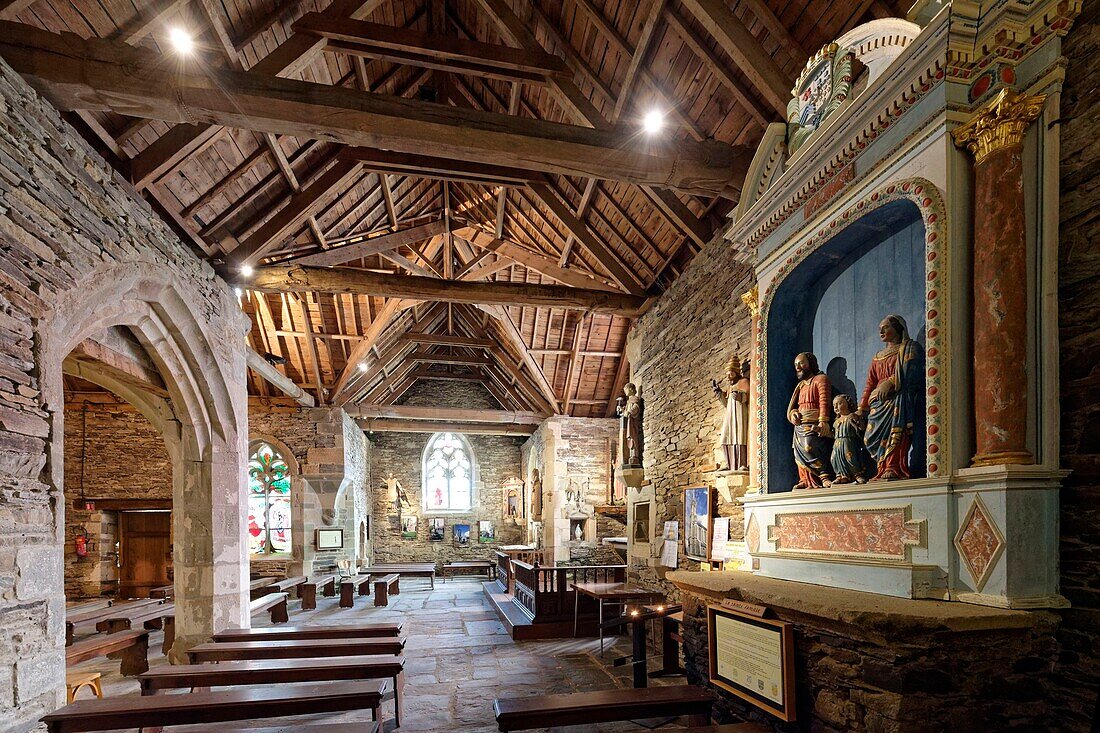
[[520, 416, 619, 564], [62, 395, 172, 597], [672, 572, 1062, 732], [626, 210, 755, 590], [1055, 1, 1100, 726], [247, 398, 370, 574], [369, 380, 525, 566], [0, 58, 248, 728]]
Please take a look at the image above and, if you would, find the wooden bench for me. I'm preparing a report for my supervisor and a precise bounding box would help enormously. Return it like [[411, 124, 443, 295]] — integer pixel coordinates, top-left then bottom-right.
[[138, 655, 407, 726], [299, 573, 338, 610], [493, 685, 717, 731], [339, 574, 371, 608], [250, 592, 289, 624], [443, 560, 494, 581], [39, 679, 389, 733], [65, 670, 102, 704], [148, 584, 173, 599], [66, 599, 164, 645], [373, 573, 400, 607], [207, 725, 377, 733], [187, 636, 406, 663], [96, 603, 176, 655], [212, 623, 402, 642], [263, 575, 307, 596], [65, 629, 149, 676], [366, 563, 436, 589], [248, 576, 278, 599]]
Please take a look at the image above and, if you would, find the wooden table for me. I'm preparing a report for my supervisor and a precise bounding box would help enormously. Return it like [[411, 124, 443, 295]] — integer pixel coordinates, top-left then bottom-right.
[[571, 582, 664, 654]]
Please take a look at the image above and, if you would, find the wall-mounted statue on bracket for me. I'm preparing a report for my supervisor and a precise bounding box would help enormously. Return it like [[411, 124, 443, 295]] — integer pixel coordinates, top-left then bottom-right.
[[713, 355, 750, 472], [530, 468, 543, 522], [384, 472, 411, 513], [859, 315, 924, 481], [616, 382, 644, 468], [829, 394, 872, 484], [787, 352, 835, 489]]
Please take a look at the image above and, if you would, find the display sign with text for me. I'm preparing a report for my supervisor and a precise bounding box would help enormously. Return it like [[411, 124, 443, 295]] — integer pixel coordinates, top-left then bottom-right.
[[707, 604, 796, 721]]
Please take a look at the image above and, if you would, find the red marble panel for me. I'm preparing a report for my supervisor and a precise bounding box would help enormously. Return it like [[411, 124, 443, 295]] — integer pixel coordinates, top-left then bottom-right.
[[955, 499, 1004, 590], [768, 508, 922, 560]]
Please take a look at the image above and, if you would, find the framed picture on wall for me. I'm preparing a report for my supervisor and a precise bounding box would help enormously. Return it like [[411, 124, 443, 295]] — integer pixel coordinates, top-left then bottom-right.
[[316, 528, 344, 550], [633, 501, 651, 544], [683, 487, 713, 561], [708, 604, 797, 721], [478, 520, 495, 543], [428, 517, 445, 542], [453, 523, 471, 547], [401, 516, 417, 539]]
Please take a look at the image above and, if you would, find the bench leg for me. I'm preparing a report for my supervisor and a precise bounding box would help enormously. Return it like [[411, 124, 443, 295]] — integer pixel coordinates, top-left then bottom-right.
[[340, 583, 354, 608], [117, 635, 150, 676], [270, 599, 289, 624], [359, 581, 370, 596], [300, 583, 317, 611], [106, 618, 130, 634], [686, 712, 710, 726], [392, 579, 400, 596], [323, 580, 336, 597], [395, 670, 405, 727], [374, 584, 388, 607], [161, 617, 175, 656]]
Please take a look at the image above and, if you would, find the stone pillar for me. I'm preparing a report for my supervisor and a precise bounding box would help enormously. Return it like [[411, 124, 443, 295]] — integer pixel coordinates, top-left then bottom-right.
[[952, 88, 1046, 467]]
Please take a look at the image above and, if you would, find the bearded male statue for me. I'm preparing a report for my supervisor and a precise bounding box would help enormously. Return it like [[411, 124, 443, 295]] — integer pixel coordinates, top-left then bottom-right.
[[787, 352, 835, 489]]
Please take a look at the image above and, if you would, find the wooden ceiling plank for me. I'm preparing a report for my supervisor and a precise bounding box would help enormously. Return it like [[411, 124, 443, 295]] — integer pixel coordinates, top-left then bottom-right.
[[295, 292, 327, 404], [331, 297, 411, 403], [677, 0, 793, 116], [738, 0, 809, 62], [639, 185, 710, 248]]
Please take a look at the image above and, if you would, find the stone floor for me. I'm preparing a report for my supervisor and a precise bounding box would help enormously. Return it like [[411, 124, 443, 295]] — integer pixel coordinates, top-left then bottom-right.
[[69, 578, 702, 732]]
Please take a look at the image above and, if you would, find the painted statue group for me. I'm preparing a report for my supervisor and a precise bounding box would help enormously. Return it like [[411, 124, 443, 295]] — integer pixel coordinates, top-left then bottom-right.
[[788, 314, 923, 489]]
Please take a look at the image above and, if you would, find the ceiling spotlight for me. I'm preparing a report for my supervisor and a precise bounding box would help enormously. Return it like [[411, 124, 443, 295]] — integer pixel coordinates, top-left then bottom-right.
[[358, 363, 369, 372], [233, 287, 243, 297], [168, 26, 194, 55], [240, 264, 254, 277], [642, 109, 665, 134]]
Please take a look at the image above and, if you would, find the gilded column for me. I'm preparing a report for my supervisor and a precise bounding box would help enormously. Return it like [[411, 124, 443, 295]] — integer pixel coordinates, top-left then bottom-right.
[[952, 88, 1046, 466]]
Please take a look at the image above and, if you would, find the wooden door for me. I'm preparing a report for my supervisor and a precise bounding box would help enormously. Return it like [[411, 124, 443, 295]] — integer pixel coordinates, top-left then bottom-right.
[[119, 511, 171, 598]]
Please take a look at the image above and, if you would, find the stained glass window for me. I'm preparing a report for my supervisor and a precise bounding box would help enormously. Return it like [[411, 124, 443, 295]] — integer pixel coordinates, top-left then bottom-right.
[[423, 433, 473, 512], [247, 442, 291, 554]]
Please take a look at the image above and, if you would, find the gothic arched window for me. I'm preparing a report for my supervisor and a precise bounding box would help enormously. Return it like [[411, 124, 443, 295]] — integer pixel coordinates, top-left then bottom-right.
[[423, 432, 474, 512], [247, 441, 292, 554]]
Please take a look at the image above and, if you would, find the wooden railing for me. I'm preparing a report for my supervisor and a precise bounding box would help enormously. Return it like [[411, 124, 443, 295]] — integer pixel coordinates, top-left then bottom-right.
[[511, 562, 627, 623], [494, 548, 554, 593]]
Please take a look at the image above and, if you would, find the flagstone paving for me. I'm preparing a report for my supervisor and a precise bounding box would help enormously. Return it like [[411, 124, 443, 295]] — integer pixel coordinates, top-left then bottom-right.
[[68, 578, 702, 732]]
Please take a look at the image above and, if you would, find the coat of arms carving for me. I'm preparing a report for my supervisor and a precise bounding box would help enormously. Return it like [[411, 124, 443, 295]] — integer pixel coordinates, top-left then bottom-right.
[[787, 42, 854, 157]]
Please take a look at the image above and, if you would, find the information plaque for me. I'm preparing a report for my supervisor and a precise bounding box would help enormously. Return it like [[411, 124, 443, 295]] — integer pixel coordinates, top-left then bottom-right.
[[707, 604, 796, 721]]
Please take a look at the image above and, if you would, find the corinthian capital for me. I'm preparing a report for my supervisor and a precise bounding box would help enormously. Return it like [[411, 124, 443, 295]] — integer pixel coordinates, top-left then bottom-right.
[[952, 88, 1047, 164]]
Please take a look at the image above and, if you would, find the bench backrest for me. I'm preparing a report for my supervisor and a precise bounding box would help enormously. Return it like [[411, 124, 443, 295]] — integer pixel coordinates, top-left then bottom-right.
[[66, 630, 148, 665]]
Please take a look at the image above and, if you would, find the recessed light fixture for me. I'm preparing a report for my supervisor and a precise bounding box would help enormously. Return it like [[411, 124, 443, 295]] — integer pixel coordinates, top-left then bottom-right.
[[168, 26, 194, 55], [240, 264, 254, 277], [642, 109, 665, 134], [233, 287, 243, 297], [358, 363, 369, 372]]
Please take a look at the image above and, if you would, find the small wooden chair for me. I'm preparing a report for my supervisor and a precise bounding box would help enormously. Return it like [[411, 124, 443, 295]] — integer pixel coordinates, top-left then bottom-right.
[[65, 670, 103, 703]]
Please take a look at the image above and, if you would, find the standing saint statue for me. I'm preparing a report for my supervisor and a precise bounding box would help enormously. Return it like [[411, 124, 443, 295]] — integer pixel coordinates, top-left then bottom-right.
[[384, 472, 411, 513], [530, 468, 543, 521], [787, 352, 835, 489], [829, 394, 872, 484], [713, 356, 750, 471], [616, 382, 644, 467], [859, 314, 924, 480]]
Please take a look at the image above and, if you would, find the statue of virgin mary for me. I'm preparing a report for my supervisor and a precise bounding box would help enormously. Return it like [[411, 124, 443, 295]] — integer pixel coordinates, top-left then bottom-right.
[[858, 315, 924, 480]]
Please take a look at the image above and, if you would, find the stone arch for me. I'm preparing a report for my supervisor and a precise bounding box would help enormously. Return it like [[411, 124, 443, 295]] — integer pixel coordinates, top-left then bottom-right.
[[40, 262, 249, 663]]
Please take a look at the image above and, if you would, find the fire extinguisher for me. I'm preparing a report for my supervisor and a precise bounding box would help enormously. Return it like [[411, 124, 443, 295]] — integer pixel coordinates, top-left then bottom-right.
[[75, 532, 89, 558]]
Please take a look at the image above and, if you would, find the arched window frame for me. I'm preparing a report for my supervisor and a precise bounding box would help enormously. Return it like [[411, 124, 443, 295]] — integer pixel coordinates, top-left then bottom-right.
[[421, 432, 477, 513], [247, 439, 295, 555]]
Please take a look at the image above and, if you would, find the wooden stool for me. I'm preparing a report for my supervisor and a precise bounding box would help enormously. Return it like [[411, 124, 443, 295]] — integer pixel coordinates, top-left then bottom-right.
[[65, 670, 103, 703]]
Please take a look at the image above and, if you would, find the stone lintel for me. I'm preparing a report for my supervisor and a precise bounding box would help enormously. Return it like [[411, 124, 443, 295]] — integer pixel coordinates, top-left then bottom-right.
[[667, 569, 1055, 636]]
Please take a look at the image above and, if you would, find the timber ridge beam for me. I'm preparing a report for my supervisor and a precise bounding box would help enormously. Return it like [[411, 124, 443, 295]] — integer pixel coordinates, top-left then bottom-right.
[[346, 405, 547, 424], [240, 265, 650, 316], [357, 418, 537, 436], [0, 21, 752, 198]]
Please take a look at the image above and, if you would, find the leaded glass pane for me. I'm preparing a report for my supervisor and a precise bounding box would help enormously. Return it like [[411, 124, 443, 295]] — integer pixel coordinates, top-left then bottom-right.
[[247, 441, 292, 554]]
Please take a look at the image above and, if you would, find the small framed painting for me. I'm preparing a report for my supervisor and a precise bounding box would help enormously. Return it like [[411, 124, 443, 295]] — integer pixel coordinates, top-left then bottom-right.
[[632, 501, 651, 544], [478, 520, 495, 543], [683, 487, 713, 562], [428, 517, 445, 542], [454, 523, 471, 547], [401, 516, 417, 539], [316, 528, 344, 550]]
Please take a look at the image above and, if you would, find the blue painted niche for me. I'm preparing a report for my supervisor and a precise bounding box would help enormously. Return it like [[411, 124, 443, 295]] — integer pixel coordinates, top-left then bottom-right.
[[765, 200, 927, 492]]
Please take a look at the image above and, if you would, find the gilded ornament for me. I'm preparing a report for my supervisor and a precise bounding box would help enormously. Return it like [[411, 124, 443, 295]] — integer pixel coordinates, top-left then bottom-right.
[[740, 285, 759, 317], [952, 88, 1047, 164]]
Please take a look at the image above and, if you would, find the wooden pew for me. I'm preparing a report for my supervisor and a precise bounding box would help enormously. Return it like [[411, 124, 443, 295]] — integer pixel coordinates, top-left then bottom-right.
[[299, 573, 338, 610], [66, 599, 114, 613], [339, 574, 371, 608], [138, 655, 407, 726], [250, 592, 289, 624], [187, 636, 406, 663], [366, 563, 436, 589], [373, 574, 400, 607], [212, 623, 402, 642], [263, 575, 307, 596], [66, 599, 164, 645], [248, 576, 278, 599], [39, 679, 389, 733], [442, 560, 494, 581], [65, 629, 150, 676], [97, 603, 176, 655], [493, 685, 716, 731], [208, 724, 377, 733], [148, 584, 172, 599]]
